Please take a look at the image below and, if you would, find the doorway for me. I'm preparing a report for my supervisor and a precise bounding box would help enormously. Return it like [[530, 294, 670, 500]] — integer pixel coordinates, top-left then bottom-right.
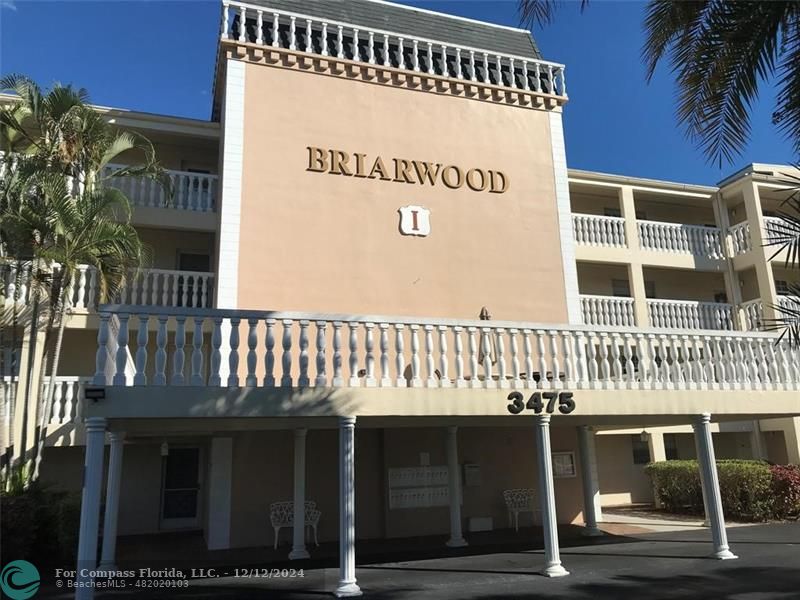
[[160, 447, 203, 530]]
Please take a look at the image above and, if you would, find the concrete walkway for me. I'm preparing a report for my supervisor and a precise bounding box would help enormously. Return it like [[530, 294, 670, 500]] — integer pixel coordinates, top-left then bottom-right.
[[600, 505, 754, 534]]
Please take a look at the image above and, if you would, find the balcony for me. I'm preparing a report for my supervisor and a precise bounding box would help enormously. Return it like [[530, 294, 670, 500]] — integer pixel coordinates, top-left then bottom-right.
[[93, 306, 799, 392], [571, 214, 724, 261], [647, 299, 733, 331], [741, 297, 797, 331], [580, 295, 734, 331], [637, 221, 724, 260], [728, 217, 788, 258], [221, 1, 567, 100], [579, 294, 635, 327], [1, 263, 215, 311], [572, 214, 626, 248], [101, 164, 218, 212]]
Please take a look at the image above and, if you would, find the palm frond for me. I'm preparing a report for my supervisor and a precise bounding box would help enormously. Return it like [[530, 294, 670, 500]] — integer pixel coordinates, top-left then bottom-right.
[[643, 1, 795, 166], [763, 284, 800, 346], [773, 15, 800, 156], [518, 0, 589, 28]]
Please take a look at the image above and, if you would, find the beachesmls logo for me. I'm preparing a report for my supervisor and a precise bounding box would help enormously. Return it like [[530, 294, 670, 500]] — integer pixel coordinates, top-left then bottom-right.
[[0, 560, 40, 599]]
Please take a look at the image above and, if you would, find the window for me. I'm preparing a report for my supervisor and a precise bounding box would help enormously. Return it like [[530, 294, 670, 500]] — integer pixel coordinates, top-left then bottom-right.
[[612, 279, 631, 297], [664, 434, 679, 460], [552, 452, 576, 478], [776, 280, 790, 296], [644, 280, 657, 299], [631, 436, 651, 464]]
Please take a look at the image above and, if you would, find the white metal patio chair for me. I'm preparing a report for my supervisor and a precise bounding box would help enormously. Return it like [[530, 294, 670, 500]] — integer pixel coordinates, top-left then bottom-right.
[[269, 500, 321, 549]]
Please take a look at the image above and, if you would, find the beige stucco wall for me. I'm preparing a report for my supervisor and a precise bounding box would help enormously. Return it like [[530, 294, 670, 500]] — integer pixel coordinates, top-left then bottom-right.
[[570, 191, 620, 216], [55, 329, 98, 376], [595, 434, 653, 506], [634, 200, 715, 226], [641, 267, 727, 302], [576, 262, 630, 296], [137, 228, 215, 271], [233, 61, 568, 322], [40, 444, 164, 536], [229, 425, 584, 548]]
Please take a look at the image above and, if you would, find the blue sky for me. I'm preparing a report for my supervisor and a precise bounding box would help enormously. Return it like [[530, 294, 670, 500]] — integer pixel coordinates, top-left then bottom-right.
[[0, 0, 795, 185]]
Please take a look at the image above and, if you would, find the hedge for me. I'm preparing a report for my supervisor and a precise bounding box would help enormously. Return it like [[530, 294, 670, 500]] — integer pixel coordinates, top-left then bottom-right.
[[0, 483, 81, 566], [645, 460, 800, 521]]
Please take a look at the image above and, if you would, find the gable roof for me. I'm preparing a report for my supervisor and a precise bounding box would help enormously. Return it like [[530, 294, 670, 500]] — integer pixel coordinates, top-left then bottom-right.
[[243, 0, 542, 59]]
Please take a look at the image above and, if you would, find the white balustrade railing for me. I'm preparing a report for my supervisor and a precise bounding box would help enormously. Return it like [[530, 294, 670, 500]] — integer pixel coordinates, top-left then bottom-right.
[[220, 0, 566, 98], [647, 299, 733, 331], [100, 164, 217, 212], [741, 299, 763, 331], [1, 263, 214, 310], [93, 305, 799, 392], [729, 221, 751, 255], [742, 297, 798, 331], [43, 376, 92, 425], [638, 221, 724, 259], [572, 214, 627, 247], [776, 295, 797, 315], [115, 269, 215, 309], [580, 295, 635, 327]]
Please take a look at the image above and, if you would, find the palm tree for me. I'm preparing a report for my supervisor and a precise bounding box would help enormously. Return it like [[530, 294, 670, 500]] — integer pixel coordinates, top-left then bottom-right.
[[519, 1, 800, 167], [0, 75, 169, 481]]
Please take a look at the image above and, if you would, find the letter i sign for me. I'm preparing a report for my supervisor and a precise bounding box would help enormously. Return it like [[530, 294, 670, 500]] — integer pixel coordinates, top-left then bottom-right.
[[398, 206, 431, 237]]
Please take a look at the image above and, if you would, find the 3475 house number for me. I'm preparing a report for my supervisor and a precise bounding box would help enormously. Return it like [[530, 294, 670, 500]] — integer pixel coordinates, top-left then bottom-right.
[[506, 391, 576, 415]]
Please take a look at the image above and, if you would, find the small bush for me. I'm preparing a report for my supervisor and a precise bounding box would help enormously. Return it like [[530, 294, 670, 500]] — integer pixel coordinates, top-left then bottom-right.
[[716, 460, 773, 521], [645, 460, 704, 513], [1, 484, 82, 566], [770, 464, 800, 519], [646, 459, 799, 521]]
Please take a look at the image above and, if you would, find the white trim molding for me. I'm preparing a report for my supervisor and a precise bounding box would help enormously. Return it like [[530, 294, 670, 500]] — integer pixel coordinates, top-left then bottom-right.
[[216, 58, 246, 310], [548, 111, 582, 324]]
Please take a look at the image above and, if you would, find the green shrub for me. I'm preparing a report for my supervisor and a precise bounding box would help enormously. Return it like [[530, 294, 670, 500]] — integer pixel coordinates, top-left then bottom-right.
[[715, 460, 773, 521], [646, 459, 782, 521], [1, 484, 82, 566], [645, 460, 704, 513]]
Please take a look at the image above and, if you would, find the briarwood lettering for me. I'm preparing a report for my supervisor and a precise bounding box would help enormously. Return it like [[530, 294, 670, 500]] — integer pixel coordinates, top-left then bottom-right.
[[306, 146, 509, 193]]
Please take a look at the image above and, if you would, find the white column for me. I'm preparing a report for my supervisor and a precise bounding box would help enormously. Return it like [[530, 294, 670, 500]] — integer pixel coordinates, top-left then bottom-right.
[[99, 431, 125, 570], [577, 426, 603, 536], [207, 437, 233, 550], [693, 414, 738, 560], [335, 416, 362, 597], [75, 417, 107, 600], [692, 429, 712, 527], [534, 415, 569, 577], [445, 426, 467, 547], [289, 428, 310, 560]]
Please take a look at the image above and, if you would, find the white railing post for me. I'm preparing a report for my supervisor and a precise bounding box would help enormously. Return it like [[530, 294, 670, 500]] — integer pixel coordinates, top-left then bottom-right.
[[316, 321, 328, 387], [298, 320, 310, 387], [281, 319, 293, 387], [246, 318, 259, 387]]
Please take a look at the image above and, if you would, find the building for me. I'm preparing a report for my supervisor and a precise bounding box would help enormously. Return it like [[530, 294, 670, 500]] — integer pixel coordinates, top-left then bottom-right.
[[1, 0, 799, 598]]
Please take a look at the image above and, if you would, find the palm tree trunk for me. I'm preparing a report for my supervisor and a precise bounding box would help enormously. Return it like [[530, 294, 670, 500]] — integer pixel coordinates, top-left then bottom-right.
[[31, 274, 69, 482]]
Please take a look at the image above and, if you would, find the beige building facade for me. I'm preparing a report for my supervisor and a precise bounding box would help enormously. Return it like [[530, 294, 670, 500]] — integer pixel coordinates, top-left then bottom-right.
[[1, 0, 800, 597]]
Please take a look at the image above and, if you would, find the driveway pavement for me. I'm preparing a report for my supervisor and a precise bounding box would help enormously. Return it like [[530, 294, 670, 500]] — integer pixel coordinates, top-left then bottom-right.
[[41, 522, 799, 599]]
